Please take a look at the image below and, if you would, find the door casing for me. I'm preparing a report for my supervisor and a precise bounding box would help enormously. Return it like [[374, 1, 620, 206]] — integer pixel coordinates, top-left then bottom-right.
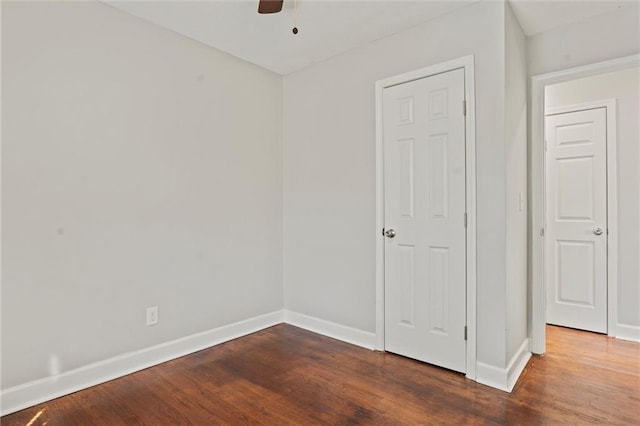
[[375, 55, 477, 379], [531, 55, 639, 354]]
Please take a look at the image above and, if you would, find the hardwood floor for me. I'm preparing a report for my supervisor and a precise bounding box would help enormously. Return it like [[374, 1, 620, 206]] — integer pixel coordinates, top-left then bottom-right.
[[3, 324, 639, 425]]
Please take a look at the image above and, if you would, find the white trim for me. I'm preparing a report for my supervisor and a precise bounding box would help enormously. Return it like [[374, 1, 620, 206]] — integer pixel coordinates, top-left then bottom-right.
[[506, 339, 532, 392], [615, 324, 640, 342], [476, 362, 509, 392], [374, 55, 477, 380], [530, 54, 638, 354], [283, 310, 376, 349], [476, 339, 531, 393], [545, 100, 608, 116], [0, 310, 284, 416], [375, 72, 385, 352]]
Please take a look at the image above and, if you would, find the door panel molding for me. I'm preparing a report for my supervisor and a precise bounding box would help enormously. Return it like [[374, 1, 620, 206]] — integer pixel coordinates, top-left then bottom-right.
[[531, 55, 637, 354], [375, 55, 477, 379]]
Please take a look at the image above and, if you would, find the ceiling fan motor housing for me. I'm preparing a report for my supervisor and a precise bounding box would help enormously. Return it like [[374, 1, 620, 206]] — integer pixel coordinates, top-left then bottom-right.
[[258, 0, 284, 14]]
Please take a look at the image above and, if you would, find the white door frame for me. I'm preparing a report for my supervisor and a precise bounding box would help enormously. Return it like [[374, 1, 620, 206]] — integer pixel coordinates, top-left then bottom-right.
[[530, 54, 638, 354], [375, 55, 477, 379]]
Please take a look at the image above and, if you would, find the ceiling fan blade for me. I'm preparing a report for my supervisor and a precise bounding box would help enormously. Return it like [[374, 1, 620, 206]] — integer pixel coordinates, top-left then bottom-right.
[[258, 0, 283, 14]]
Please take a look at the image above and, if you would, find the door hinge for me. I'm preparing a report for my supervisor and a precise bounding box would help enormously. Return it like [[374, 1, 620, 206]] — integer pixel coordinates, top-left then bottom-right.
[[463, 100, 467, 116], [464, 213, 467, 228], [382, 227, 385, 236], [540, 228, 545, 237], [464, 326, 467, 341]]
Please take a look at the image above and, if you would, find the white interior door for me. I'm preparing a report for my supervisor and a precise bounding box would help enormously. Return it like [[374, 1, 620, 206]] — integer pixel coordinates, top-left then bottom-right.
[[545, 107, 608, 333], [383, 68, 466, 373]]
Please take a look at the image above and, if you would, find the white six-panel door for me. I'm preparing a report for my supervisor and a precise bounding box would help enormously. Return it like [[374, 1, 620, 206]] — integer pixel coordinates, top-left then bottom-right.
[[545, 108, 608, 333], [383, 68, 466, 373]]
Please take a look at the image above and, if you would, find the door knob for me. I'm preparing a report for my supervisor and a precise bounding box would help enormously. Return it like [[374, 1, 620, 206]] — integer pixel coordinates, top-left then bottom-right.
[[385, 229, 396, 238], [593, 228, 604, 236]]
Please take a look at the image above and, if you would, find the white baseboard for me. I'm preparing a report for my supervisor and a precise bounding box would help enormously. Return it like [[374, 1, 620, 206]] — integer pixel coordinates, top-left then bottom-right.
[[476, 362, 509, 392], [0, 310, 284, 416], [506, 339, 531, 392], [476, 338, 531, 393], [616, 323, 640, 342], [283, 310, 376, 350]]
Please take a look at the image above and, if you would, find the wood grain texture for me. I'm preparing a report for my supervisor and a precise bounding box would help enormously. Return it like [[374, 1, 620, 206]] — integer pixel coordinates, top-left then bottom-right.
[[3, 325, 639, 425]]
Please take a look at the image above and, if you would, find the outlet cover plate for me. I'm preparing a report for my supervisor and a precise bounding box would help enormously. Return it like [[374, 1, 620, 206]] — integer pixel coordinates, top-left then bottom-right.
[[146, 306, 158, 326]]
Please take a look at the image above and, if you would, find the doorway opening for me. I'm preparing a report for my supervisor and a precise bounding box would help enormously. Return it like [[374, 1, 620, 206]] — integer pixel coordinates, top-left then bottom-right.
[[531, 55, 640, 354]]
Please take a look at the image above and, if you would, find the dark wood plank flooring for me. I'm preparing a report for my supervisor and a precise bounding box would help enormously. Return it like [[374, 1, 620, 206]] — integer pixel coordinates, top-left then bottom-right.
[[3, 324, 639, 425]]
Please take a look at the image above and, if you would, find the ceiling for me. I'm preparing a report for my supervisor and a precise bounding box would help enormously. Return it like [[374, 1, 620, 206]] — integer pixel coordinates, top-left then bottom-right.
[[105, 0, 635, 75], [509, 0, 632, 36]]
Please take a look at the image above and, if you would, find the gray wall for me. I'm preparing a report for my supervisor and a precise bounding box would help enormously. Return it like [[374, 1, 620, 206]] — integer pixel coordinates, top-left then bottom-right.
[[528, 3, 640, 76], [505, 2, 529, 364], [2, 1, 283, 389]]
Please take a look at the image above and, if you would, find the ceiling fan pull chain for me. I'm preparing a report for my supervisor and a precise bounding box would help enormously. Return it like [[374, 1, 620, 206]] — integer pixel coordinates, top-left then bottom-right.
[[292, 0, 299, 34]]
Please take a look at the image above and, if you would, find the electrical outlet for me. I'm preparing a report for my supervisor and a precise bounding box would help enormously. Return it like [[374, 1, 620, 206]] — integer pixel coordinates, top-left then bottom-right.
[[146, 306, 158, 326]]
